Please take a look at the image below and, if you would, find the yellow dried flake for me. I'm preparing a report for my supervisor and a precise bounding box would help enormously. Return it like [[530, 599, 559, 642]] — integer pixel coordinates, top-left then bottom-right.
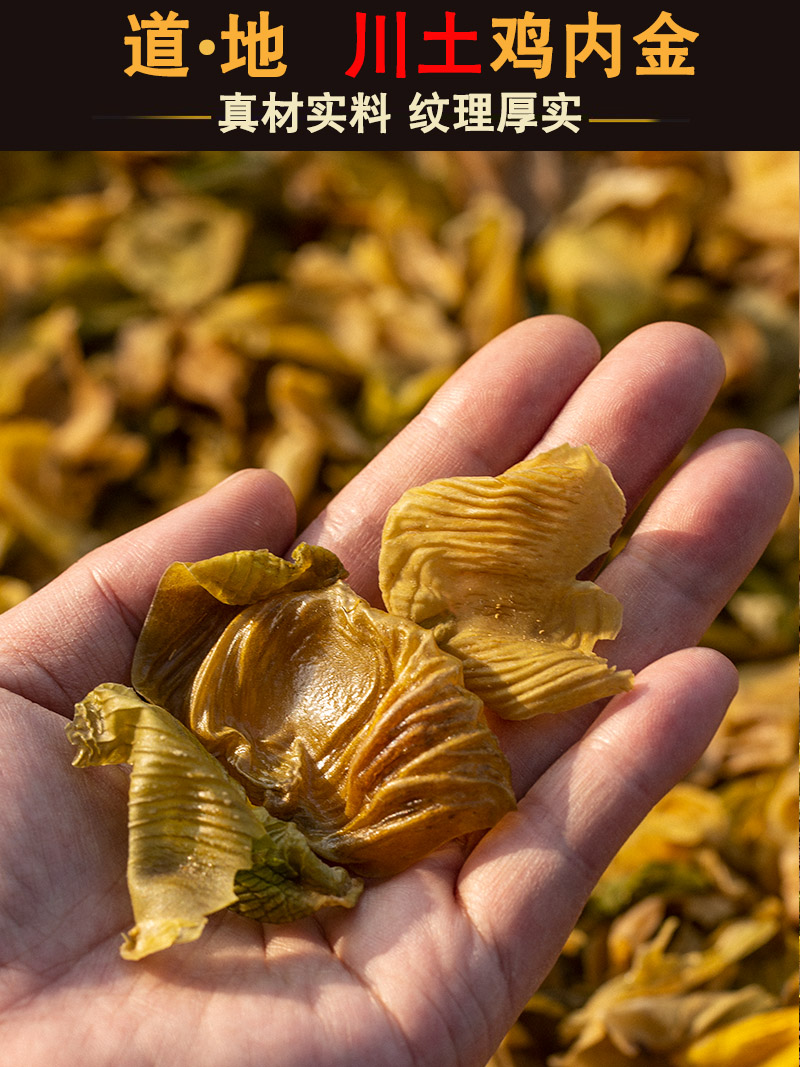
[[68, 682, 268, 959], [257, 363, 373, 507], [129, 542, 515, 881], [601, 783, 729, 883], [553, 909, 785, 1066], [722, 151, 799, 247], [103, 195, 249, 312], [673, 1005, 799, 1067], [0, 420, 101, 568], [698, 657, 799, 780], [440, 191, 526, 350], [68, 682, 362, 960], [380, 444, 633, 719], [0, 574, 31, 612], [529, 165, 702, 346]]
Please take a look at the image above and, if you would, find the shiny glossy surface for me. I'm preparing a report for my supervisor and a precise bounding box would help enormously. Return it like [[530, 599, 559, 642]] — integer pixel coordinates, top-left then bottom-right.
[[131, 544, 515, 879]]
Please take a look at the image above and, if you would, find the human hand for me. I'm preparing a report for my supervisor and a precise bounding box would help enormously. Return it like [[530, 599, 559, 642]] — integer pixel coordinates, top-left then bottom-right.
[[0, 317, 791, 1067]]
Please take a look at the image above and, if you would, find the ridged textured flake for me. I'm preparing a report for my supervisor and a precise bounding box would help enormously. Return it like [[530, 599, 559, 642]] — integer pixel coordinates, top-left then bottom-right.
[[378, 444, 634, 719], [67, 682, 362, 959], [131, 544, 515, 878]]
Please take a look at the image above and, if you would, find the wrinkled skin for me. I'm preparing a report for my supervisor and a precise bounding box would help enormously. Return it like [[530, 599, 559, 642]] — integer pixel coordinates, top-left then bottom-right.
[[0, 317, 792, 1067]]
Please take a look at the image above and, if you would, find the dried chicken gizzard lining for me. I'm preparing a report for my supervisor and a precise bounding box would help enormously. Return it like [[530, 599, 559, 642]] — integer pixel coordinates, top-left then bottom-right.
[[68, 682, 363, 961], [68, 444, 632, 959], [130, 543, 515, 880], [379, 444, 633, 719]]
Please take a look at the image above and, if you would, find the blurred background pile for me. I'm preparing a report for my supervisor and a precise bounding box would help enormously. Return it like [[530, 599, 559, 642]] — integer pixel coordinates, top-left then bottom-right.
[[0, 150, 797, 1065]]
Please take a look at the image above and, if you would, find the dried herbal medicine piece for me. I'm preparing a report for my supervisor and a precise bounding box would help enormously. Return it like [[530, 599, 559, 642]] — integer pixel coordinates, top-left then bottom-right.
[[131, 543, 515, 878], [378, 443, 634, 720], [67, 683, 362, 960]]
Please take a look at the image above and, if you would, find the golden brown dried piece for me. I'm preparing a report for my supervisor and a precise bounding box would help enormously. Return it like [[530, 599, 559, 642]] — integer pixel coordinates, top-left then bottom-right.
[[68, 682, 362, 959], [132, 543, 515, 878], [379, 444, 634, 720], [553, 907, 785, 1066], [104, 195, 248, 312]]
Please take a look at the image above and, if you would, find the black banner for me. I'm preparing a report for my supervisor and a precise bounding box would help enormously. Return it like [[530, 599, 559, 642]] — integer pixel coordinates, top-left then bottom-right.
[[0, 4, 796, 149]]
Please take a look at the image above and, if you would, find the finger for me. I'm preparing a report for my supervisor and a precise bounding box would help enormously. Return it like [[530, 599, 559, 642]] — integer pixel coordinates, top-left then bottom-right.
[[488, 427, 792, 795], [535, 320, 727, 516], [301, 314, 601, 602], [0, 470, 296, 716], [600, 427, 794, 670], [457, 646, 739, 1010]]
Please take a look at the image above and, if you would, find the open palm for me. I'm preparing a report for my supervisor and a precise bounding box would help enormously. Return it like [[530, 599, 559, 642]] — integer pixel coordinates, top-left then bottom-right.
[[0, 317, 791, 1067]]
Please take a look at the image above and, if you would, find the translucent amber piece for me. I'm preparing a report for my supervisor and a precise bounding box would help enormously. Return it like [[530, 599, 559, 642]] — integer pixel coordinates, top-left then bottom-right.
[[378, 444, 634, 719], [131, 544, 515, 878], [68, 683, 361, 959]]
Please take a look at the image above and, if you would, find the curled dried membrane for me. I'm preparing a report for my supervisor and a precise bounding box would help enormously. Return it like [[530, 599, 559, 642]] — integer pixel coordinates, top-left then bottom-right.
[[67, 682, 361, 960], [131, 543, 515, 879], [379, 444, 634, 719]]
